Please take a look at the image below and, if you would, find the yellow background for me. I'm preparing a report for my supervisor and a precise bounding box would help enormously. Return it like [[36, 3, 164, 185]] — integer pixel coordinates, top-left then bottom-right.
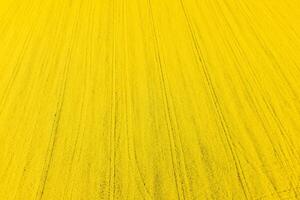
[[0, 0, 300, 199]]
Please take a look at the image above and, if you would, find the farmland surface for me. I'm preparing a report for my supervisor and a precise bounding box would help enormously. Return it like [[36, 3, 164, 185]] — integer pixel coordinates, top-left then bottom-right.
[[0, 0, 300, 199]]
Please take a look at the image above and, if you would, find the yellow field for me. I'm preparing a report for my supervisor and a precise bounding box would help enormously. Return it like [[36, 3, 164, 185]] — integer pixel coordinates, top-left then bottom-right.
[[0, 0, 300, 199]]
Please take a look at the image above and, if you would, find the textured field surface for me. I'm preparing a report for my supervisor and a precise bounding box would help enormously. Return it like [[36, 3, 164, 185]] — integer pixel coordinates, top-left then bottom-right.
[[0, 0, 300, 199]]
